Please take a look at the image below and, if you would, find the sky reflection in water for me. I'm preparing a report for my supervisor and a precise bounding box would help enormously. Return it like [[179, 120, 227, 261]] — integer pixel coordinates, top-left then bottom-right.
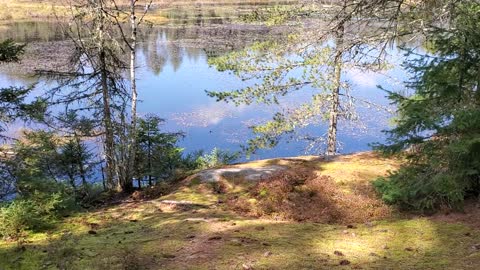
[[0, 19, 408, 160]]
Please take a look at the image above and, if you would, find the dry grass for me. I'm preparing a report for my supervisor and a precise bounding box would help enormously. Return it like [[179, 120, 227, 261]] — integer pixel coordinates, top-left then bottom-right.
[[226, 169, 392, 224], [0, 1, 66, 22], [0, 0, 298, 24]]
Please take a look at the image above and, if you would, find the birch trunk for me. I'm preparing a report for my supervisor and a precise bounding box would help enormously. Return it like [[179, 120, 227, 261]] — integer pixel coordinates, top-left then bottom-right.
[[125, 0, 138, 192]]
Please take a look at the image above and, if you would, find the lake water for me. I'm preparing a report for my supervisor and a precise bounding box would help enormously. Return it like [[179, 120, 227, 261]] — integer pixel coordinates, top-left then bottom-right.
[[0, 4, 408, 161]]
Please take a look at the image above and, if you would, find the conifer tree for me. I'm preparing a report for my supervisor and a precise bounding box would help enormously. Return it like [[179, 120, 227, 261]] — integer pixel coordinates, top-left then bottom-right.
[[375, 1, 480, 210]]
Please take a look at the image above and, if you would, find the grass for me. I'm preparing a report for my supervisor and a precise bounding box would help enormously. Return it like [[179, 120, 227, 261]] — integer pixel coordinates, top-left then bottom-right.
[[0, 1, 66, 23], [1, 152, 479, 269], [0, 0, 168, 24], [0, 0, 298, 24]]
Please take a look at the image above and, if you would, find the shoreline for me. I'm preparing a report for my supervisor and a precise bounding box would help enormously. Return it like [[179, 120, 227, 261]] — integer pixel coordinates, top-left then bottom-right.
[[0, 0, 299, 25]]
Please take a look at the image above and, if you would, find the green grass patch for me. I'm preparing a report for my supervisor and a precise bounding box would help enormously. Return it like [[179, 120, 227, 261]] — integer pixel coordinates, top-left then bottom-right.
[[1, 152, 478, 269]]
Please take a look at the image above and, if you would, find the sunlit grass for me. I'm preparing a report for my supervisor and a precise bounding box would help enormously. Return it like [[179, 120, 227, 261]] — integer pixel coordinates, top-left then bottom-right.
[[0, 0, 298, 24], [0, 152, 479, 269], [0, 1, 66, 22]]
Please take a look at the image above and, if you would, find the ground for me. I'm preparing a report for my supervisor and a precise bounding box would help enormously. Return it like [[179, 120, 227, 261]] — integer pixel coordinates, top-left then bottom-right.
[[1, 152, 480, 270]]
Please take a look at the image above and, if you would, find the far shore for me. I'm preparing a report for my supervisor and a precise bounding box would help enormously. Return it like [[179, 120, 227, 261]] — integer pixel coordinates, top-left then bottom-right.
[[0, 0, 299, 25]]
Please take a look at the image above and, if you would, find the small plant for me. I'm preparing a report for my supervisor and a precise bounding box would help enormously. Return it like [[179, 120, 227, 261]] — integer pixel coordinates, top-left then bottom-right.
[[195, 148, 239, 169], [78, 183, 107, 206], [0, 200, 41, 240], [373, 165, 468, 211], [210, 181, 228, 194], [258, 187, 268, 197], [0, 179, 77, 240]]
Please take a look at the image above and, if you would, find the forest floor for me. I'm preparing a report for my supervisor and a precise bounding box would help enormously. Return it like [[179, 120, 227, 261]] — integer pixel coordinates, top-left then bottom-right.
[[1, 152, 480, 269]]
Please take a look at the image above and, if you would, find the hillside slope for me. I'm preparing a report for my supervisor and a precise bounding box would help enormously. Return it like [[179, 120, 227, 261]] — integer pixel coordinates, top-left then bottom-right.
[[1, 152, 479, 270]]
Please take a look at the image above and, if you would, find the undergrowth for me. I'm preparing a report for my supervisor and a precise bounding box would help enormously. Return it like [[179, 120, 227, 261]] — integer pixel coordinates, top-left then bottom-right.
[[226, 170, 392, 224]]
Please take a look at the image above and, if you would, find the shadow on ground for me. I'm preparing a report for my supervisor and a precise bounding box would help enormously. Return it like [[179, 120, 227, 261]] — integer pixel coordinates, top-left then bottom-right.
[[1, 152, 479, 269]]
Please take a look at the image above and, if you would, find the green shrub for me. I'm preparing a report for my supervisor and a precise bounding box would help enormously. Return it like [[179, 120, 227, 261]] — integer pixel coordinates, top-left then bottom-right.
[[0, 179, 78, 240], [195, 148, 239, 169], [0, 200, 42, 240], [78, 183, 107, 206], [22, 179, 77, 216], [374, 137, 479, 211], [181, 148, 239, 170]]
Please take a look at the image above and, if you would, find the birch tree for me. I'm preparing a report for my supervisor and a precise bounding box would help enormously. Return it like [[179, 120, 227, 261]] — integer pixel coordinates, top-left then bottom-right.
[[45, 0, 154, 192], [119, 0, 153, 191]]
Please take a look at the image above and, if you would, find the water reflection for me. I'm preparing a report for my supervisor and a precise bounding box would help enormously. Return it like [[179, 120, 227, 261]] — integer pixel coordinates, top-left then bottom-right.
[[0, 6, 410, 158], [154, 0, 296, 26], [171, 103, 249, 127], [0, 21, 66, 42], [138, 25, 281, 74]]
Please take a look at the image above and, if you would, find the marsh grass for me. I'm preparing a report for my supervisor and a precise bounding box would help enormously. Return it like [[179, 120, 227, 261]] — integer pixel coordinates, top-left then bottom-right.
[[0, 0, 298, 24], [0, 1, 67, 22]]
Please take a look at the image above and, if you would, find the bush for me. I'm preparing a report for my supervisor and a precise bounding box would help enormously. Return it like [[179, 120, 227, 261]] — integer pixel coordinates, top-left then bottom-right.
[[374, 134, 480, 211], [22, 179, 77, 215], [78, 183, 107, 206], [374, 158, 476, 211], [0, 179, 78, 240], [0, 200, 42, 240], [180, 148, 239, 171], [195, 148, 239, 169]]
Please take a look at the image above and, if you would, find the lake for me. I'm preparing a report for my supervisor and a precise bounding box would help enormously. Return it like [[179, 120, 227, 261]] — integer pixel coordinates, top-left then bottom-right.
[[0, 3, 408, 161]]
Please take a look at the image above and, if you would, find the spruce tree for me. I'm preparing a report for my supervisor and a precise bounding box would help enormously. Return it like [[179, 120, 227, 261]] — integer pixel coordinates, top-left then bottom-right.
[[375, 1, 480, 210]]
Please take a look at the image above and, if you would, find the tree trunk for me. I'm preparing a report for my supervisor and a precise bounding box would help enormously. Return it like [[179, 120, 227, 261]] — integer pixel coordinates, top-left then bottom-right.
[[75, 135, 88, 188], [95, 1, 117, 190], [100, 50, 116, 190], [67, 172, 76, 191], [148, 121, 153, 186], [127, 0, 138, 190], [101, 163, 106, 191], [326, 22, 344, 156], [117, 112, 133, 192]]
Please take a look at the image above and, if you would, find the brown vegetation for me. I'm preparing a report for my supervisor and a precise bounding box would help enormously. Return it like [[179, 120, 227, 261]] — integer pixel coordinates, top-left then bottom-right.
[[130, 182, 172, 201], [226, 169, 392, 224]]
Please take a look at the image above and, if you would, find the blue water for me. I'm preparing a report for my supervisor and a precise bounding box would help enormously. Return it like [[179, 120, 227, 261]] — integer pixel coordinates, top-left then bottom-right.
[[0, 22, 408, 161], [134, 39, 404, 159]]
